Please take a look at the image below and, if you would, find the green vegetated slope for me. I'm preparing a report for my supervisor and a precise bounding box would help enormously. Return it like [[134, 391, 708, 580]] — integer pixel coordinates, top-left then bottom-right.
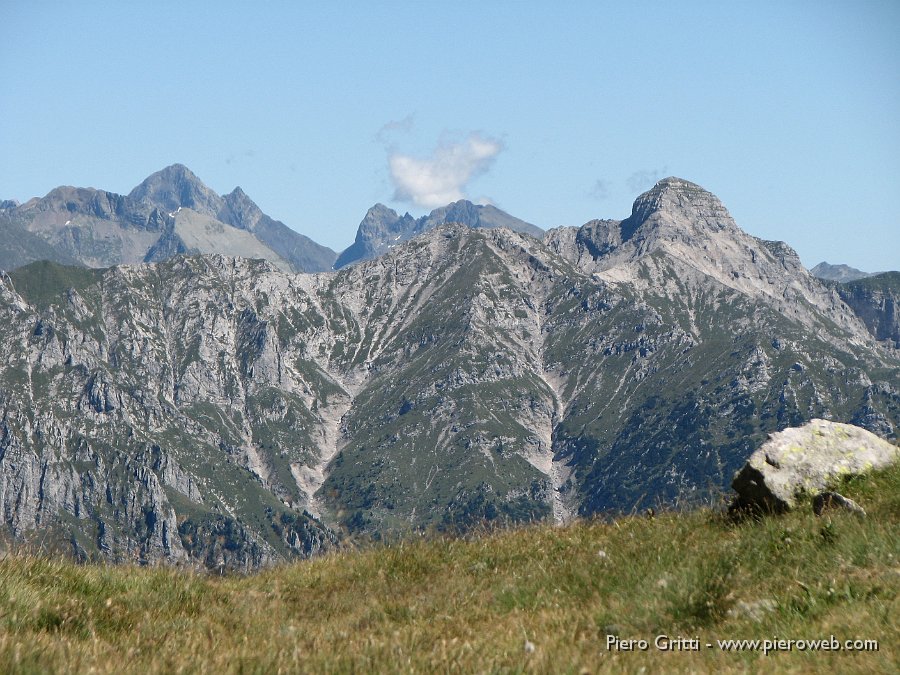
[[8, 261, 103, 309], [321, 231, 566, 533], [1, 464, 897, 673], [1, 257, 341, 569], [549, 254, 900, 516], [844, 272, 900, 294]]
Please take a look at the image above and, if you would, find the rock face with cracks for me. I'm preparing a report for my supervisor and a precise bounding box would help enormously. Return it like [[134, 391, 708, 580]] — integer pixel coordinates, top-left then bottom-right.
[[732, 419, 900, 511]]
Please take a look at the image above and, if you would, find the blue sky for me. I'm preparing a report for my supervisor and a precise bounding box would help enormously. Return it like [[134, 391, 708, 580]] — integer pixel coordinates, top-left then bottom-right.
[[2, 1, 898, 270]]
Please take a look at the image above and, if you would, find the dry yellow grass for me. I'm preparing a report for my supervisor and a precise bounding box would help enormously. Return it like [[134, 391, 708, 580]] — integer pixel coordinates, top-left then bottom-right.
[[1, 466, 898, 673]]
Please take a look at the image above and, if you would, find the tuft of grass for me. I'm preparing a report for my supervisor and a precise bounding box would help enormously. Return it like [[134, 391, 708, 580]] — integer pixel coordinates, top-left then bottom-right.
[[1, 464, 898, 673]]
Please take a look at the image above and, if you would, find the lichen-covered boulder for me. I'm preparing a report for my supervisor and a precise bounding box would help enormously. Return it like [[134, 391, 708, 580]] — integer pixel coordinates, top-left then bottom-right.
[[732, 419, 899, 512]]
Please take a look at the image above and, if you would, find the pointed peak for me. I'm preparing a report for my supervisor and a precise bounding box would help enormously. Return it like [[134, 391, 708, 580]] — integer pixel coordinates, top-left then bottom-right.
[[128, 164, 222, 215], [222, 186, 259, 212], [129, 164, 206, 194], [218, 186, 263, 232], [152, 163, 200, 181], [364, 203, 400, 219]]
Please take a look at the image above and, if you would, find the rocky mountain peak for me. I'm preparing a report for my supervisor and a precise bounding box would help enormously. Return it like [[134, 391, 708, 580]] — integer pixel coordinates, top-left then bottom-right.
[[128, 163, 224, 216], [221, 186, 264, 232], [24, 185, 130, 222], [421, 200, 543, 238], [624, 176, 735, 240], [541, 178, 875, 346], [333, 204, 415, 268], [810, 262, 875, 283], [359, 204, 414, 240], [335, 199, 542, 268], [428, 199, 481, 225], [0, 165, 337, 273], [226, 185, 250, 201], [360, 203, 403, 229]]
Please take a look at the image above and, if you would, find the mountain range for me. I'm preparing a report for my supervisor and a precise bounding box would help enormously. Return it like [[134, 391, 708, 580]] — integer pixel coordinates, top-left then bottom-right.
[[0, 165, 545, 275], [0, 165, 336, 273], [333, 200, 542, 268], [0, 172, 898, 569]]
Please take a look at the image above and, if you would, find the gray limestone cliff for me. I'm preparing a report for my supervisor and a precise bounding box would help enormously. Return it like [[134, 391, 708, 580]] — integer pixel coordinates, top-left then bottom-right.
[[836, 273, 900, 349]]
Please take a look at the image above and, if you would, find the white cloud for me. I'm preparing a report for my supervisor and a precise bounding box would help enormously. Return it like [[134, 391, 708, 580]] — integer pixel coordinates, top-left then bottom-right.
[[627, 168, 668, 193], [375, 115, 415, 144], [388, 133, 502, 209], [590, 179, 611, 200]]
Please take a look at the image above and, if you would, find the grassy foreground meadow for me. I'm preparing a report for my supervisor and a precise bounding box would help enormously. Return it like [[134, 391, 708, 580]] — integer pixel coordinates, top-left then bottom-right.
[[1, 467, 898, 674]]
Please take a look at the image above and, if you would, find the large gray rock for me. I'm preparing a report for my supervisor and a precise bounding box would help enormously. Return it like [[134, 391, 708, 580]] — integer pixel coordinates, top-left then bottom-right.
[[732, 419, 900, 511]]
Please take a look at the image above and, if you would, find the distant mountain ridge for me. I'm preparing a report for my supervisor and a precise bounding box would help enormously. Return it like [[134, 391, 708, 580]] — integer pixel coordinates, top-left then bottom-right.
[[334, 199, 542, 268], [0, 165, 337, 273], [811, 261, 876, 283]]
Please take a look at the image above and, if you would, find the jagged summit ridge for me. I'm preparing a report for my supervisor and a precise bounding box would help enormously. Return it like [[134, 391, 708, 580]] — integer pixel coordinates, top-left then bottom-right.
[[334, 199, 542, 268]]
